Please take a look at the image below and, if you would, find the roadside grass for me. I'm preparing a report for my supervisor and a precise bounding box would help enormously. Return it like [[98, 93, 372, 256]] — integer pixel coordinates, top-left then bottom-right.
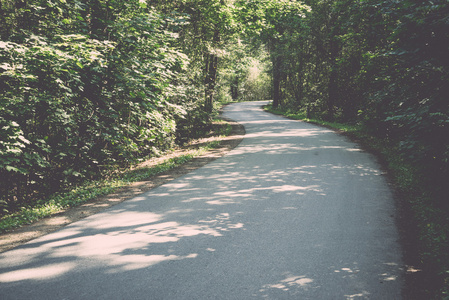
[[265, 103, 449, 298], [0, 122, 230, 233]]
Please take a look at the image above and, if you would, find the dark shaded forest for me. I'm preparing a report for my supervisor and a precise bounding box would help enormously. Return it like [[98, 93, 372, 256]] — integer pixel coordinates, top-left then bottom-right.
[[1, 0, 448, 297]]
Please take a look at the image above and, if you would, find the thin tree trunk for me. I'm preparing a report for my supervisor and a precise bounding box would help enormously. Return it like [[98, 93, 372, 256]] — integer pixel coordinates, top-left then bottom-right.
[[327, 37, 339, 121], [204, 29, 220, 113], [272, 55, 282, 109]]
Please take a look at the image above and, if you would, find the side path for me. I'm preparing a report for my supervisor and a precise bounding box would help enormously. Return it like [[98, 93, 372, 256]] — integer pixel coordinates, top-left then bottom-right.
[[0, 115, 245, 253]]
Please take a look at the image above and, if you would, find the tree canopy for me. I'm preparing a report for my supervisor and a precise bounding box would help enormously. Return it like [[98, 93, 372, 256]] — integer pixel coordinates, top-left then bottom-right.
[[1, 0, 448, 295]]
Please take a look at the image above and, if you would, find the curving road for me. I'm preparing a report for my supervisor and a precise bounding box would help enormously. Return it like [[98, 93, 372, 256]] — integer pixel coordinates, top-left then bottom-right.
[[0, 101, 404, 299]]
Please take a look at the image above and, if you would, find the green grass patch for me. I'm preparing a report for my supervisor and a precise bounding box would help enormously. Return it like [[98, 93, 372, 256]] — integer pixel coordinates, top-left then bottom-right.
[[212, 119, 233, 137], [0, 131, 227, 233]]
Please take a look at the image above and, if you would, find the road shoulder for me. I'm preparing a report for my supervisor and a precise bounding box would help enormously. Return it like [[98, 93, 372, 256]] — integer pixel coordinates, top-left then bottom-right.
[[0, 117, 245, 253]]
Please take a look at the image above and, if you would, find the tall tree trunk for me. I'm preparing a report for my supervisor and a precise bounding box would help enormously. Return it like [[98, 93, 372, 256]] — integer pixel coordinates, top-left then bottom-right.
[[272, 55, 282, 108], [327, 67, 337, 121], [231, 75, 239, 100], [327, 37, 339, 121], [204, 29, 220, 113]]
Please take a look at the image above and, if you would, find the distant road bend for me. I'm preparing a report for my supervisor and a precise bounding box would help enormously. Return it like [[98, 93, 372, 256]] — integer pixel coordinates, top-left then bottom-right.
[[0, 101, 404, 299]]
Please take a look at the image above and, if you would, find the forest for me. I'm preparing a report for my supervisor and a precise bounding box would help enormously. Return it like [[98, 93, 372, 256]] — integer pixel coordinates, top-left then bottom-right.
[[1, 0, 448, 297]]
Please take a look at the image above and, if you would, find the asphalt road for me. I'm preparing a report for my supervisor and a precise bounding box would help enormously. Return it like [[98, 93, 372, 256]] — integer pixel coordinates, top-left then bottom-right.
[[0, 101, 404, 299]]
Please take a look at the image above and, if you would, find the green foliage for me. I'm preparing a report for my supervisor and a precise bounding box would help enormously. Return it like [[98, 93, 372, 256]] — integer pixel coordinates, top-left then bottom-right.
[[2, 0, 449, 296], [272, 0, 447, 203], [0, 135, 228, 233], [378, 0, 449, 209], [153, 0, 241, 113], [218, 42, 270, 102], [252, 2, 449, 264], [0, 1, 206, 216], [236, 0, 310, 107]]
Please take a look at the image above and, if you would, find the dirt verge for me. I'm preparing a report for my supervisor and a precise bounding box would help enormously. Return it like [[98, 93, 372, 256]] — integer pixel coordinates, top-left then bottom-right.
[[0, 117, 245, 253]]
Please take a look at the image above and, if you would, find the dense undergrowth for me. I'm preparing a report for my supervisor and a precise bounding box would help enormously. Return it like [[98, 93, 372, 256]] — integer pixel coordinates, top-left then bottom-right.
[[1, 0, 448, 295], [0, 121, 230, 233], [265, 103, 449, 299]]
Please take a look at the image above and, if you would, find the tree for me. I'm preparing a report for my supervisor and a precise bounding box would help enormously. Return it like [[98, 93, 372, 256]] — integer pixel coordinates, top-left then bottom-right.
[[0, 0, 198, 214], [153, 0, 238, 113], [237, 0, 310, 108], [218, 40, 270, 102], [378, 0, 449, 205]]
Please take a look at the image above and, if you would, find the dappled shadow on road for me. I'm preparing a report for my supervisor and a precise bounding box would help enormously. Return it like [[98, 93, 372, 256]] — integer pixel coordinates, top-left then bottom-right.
[[253, 261, 402, 299], [0, 102, 403, 299]]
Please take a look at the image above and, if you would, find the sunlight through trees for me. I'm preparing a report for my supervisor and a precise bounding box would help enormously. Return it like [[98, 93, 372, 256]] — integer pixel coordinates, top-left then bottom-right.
[[1, 3, 448, 295]]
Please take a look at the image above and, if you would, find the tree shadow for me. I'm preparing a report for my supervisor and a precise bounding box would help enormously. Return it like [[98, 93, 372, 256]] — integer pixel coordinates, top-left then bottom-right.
[[0, 101, 403, 299]]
